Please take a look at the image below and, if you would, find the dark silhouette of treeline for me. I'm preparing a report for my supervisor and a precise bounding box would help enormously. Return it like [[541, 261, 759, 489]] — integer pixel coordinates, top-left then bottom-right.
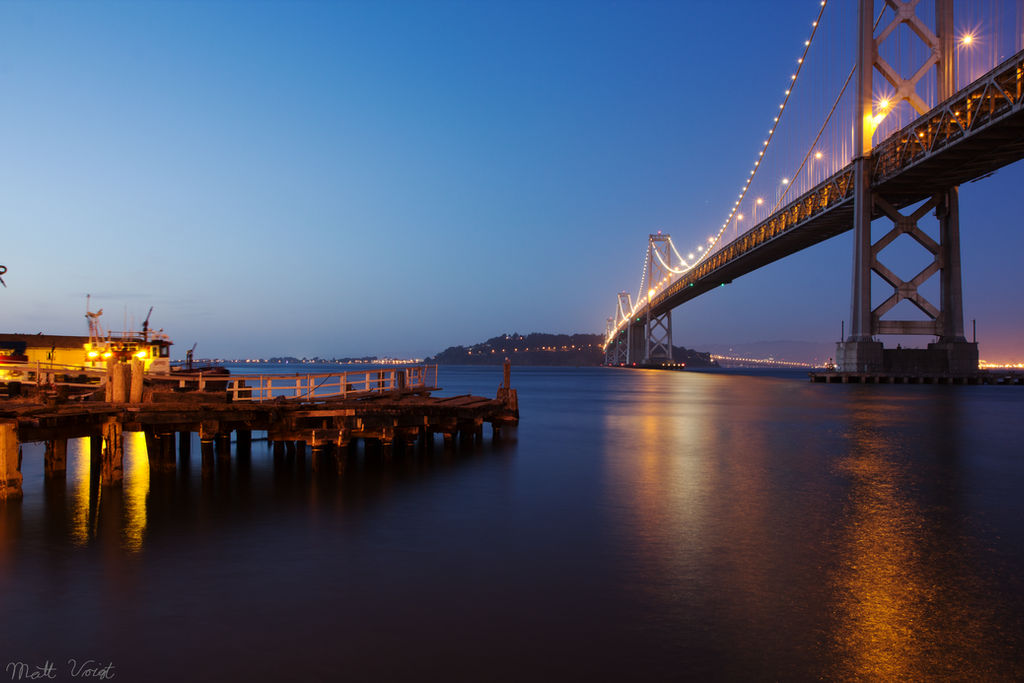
[[426, 333, 716, 367]]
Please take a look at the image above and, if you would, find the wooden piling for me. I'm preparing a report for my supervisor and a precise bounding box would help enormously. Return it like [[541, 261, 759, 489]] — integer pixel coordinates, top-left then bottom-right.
[[178, 431, 191, 459], [90, 434, 103, 473], [0, 421, 22, 500], [215, 433, 231, 460], [236, 429, 251, 457], [129, 359, 144, 403], [44, 439, 68, 478], [157, 433, 176, 472], [100, 417, 123, 484], [200, 440, 214, 474], [144, 429, 159, 464], [110, 362, 129, 403]]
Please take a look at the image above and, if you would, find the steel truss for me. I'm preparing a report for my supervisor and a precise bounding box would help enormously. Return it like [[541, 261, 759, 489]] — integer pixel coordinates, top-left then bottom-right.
[[643, 234, 674, 363]]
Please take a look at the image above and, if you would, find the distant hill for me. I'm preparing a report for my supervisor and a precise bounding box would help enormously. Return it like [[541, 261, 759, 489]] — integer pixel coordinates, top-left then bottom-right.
[[426, 332, 717, 367]]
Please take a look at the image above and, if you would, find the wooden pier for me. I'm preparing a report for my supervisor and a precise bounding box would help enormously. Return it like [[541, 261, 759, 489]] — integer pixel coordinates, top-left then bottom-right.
[[0, 363, 519, 500]]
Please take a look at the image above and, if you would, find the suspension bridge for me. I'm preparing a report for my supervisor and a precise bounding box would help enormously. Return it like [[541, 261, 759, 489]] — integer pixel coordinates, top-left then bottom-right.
[[603, 0, 1024, 377]]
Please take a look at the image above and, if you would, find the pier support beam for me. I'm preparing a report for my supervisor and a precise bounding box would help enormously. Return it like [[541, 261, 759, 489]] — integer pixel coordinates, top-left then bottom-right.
[[0, 421, 22, 500], [90, 434, 102, 475], [178, 431, 191, 460], [158, 433, 177, 472], [200, 440, 214, 474], [236, 429, 251, 458], [45, 439, 68, 478], [100, 418, 123, 485], [215, 433, 231, 461]]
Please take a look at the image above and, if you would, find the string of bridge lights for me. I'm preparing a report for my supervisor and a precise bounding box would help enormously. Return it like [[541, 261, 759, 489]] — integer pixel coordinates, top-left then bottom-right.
[[612, 0, 829, 343], [711, 0, 828, 264], [656, 1, 827, 280]]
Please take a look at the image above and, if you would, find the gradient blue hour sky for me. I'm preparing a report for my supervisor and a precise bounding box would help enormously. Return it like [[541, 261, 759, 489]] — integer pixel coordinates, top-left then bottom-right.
[[2, 0, 1022, 360]]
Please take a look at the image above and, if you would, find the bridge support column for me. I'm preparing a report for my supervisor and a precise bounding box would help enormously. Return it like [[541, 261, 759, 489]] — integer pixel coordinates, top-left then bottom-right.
[[839, 0, 884, 373], [609, 328, 629, 365], [628, 322, 645, 365], [931, 185, 978, 374], [838, 0, 977, 376], [641, 232, 675, 366], [645, 310, 672, 365]]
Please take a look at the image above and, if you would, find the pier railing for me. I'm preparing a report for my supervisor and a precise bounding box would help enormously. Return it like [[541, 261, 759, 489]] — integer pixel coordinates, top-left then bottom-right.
[[0, 361, 108, 388], [179, 365, 439, 402], [2, 362, 440, 402]]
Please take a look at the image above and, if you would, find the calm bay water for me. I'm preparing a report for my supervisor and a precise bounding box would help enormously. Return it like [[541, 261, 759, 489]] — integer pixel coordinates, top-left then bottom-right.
[[2, 365, 1023, 681]]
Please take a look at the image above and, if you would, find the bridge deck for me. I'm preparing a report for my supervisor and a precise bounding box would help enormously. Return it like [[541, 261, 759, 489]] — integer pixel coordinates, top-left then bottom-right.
[[635, 49, 1024, 321]]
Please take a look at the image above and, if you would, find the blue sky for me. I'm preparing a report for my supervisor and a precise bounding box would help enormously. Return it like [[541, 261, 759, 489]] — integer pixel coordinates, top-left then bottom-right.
[[1, 0, 1021, 360]]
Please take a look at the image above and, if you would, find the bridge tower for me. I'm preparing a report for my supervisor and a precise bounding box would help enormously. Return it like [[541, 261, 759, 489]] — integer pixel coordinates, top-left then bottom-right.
[[839, 0, 978, 374], [604, 317, 616, 365], [611, 291, 634, 365], [642, 233, 674, 364]]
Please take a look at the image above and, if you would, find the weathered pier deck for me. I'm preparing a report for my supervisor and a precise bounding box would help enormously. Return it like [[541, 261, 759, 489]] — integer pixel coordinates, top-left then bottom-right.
[[0, 363, 519, 500]]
